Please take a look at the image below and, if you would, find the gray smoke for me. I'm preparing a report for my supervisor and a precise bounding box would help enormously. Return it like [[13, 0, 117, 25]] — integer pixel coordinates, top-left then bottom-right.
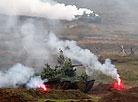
[[0, 0, 94, 20]]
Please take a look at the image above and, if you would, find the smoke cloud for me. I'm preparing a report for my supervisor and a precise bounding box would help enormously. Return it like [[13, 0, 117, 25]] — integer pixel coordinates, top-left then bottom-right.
[[0, 63, 35, 88], [0, 63, 48, 88], [47, 33, 120, 80], [27, 76, 46, 89], [0, 31, 120, 88], [0, 0, 93, 20], [0, 0, 122, 87], [20, 20, 50, 66]]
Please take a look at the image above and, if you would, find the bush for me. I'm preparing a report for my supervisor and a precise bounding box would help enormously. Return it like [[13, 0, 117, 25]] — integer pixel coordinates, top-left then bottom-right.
[[40, 59, 76, 79]]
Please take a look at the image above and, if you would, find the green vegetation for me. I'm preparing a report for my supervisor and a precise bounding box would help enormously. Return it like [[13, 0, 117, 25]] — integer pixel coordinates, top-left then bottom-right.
[[92, 97, 101, 102], [40, 59, 76, 79], [40, 59, 89, 82], [38, 99, 65, 102], [78, 72, 90, 82], [38, 99, 94, 102], [41, 64, 60, 79], [40, 50, 90, 82]]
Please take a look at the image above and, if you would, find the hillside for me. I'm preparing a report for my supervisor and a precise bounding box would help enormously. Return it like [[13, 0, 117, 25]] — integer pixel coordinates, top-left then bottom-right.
[[0, 0, 138, 69]]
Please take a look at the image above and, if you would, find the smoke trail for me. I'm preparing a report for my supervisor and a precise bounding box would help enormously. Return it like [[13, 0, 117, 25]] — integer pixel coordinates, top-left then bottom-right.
[[0, 0, 94, 20], [47, 33, 120, 80]]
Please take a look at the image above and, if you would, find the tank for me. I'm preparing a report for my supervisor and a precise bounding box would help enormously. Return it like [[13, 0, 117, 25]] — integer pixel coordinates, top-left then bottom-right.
[[60, 78, 95, 93], [42, 49, 95, 93], [44, 78, 95, 93], [75, 12, 101, 23]]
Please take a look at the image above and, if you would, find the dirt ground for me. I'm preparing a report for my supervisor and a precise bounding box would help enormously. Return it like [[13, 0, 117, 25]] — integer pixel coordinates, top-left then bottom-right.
[[89, 83, 113, 95], [99, 86, 138, 102], [0, 88, 92, 102], [87, 82, 138, 102], [1, 85, 138, 102]]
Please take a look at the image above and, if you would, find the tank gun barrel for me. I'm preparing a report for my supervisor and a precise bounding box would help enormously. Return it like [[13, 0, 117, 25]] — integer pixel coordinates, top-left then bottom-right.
[[71, 64, 83, 67]]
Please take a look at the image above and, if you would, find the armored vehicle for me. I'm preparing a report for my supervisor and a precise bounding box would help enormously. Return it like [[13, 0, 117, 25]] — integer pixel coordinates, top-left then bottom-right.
[[75, 12, 101, 23], [41, 49, 95, 93]]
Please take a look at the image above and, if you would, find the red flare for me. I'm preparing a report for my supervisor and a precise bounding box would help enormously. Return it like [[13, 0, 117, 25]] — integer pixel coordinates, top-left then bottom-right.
[[113, 79, 124, 90], [40, 84, 48, 92]]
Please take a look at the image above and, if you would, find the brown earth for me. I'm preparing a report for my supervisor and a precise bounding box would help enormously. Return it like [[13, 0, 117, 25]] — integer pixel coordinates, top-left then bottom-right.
[[77, 40, 138, 46], [100, 86, 138, 102], [0, 88, 29, 102], [0, 88, 91, 102], [1, 86, 138, 102], [89, 83, 113, 95], [27, 89, 90, 99]]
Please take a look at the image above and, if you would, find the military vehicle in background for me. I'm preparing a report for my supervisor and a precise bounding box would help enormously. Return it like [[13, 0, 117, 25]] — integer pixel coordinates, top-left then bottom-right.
[[41, 49, 95, 93], [75, 11, 101, 23]]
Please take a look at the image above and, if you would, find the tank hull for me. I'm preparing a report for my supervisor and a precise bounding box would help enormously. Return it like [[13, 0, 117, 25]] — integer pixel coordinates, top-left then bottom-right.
[[45, 78, 95, 93]]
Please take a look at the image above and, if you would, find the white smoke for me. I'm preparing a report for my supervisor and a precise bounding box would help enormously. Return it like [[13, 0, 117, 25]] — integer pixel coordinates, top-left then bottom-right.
[[0, 0, 94, 20], [0, 0, 122, 89], [47, 33, 120, 81], [27, 76, 44, 89], [0, 34, 120, 88], [41, 0, 57, 4], [0, 63, 47, 88], [0, 63, 35, 88], [20, 20, 51, 67]]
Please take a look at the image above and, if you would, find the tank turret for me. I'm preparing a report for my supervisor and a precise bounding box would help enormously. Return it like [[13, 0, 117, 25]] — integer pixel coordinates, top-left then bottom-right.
[[75, 11, 101, 23]]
